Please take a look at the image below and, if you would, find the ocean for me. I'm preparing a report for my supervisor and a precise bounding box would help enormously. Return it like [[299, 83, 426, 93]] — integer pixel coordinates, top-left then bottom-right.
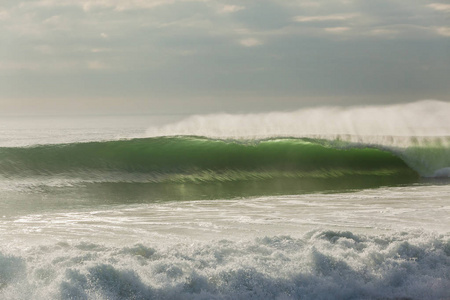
[[0, 100, 449, 300]]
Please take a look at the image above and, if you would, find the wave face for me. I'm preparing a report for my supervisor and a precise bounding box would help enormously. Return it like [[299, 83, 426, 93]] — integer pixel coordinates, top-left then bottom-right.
[[1, 231, 449, 300], [0, 136, 418, 184], [0, 136, 426, 198]]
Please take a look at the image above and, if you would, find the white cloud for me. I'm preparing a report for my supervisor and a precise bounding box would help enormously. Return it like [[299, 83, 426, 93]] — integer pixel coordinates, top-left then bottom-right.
[[298, 2, 321, 8], [324, 27, 350, 33], [0, 61, 39, 71], [220, 5, 244, 13], [107, 0, 174, 12], [436, 27, 450, 36], [87, 60, 108, 70], [239, 38, 263, 47], [427, 3, 450, 12], [0, 9, 9, 20], [0, 60, 80, 71], [369, 28, 398, 38], [35, 45, 54, 54], [43, 15, 63, 26], [21, 0, 206, 11], [91, 48, 110, 53], [294, 14, 357, 22]]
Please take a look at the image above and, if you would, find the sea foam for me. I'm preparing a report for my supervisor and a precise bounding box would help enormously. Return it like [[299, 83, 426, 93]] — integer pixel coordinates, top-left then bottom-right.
[[1, 231, 449, 300], [146, 100, 450, 145]]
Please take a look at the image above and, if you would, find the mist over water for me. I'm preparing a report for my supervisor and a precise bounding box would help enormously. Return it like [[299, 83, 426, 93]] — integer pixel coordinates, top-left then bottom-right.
[[146, 100, 450, 142]]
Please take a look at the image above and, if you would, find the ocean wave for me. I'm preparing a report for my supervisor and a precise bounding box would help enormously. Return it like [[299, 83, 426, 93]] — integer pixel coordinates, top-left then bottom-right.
[[1, 230, 449, 300], [2, 135, 449, 198], [0, 136, 418, 177], [0, 137, 423, 192]]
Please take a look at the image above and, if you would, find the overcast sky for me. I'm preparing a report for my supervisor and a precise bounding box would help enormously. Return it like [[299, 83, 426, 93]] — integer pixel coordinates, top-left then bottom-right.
[[1, 0, 449, 114]]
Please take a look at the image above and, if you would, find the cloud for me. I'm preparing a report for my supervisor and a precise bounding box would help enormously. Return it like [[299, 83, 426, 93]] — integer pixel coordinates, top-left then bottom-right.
[[220, 5, 244, 14], [427, 3, 450, 12], [34, 45, 55, 55], [42, 15, 63, 26], [369, 28, 399, 38], [294, 14, 357, 23], [91, 48, 110, 53], [0, 9, 9, 20], [0, 61, 39, 71], [324, 27, 350, 33], [239, 38, 263, 47], [1, 0, 450, 113], [298, 2, 321, 8], [230, 1, 291, 31], [435, 27, 450, 36], [87, 60, 107, 70], [0, 60, 80, 71], [16, 0, 208, 12]]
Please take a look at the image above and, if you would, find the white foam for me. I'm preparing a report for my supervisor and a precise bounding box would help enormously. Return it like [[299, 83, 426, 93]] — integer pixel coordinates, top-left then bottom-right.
[[146, 100, 450, 146], [1, 231, 449, 300]]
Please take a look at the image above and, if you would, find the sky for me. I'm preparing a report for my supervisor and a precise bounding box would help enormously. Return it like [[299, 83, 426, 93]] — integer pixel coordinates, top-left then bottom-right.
[[1, 0, 449, 115]]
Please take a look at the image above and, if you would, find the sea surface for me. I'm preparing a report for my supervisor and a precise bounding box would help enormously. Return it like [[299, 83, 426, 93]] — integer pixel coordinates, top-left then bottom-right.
[[0, 101, 449, 300]]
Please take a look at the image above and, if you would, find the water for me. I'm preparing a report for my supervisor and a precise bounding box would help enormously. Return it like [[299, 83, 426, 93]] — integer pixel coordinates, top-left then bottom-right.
[[1, 101, 449, 299]]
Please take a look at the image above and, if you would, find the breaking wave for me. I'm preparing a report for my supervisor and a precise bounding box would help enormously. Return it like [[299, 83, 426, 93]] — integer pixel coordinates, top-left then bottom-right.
[[0, 137, 420, 182], [1, 230, 449, 300]]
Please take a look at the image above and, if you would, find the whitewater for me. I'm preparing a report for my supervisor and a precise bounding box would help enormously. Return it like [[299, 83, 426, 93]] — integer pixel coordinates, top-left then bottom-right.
[[0, 100, 449, 299]]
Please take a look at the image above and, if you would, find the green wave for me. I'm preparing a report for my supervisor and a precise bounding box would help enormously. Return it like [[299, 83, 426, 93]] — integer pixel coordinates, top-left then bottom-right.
[[0, 136, 419, 183]]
